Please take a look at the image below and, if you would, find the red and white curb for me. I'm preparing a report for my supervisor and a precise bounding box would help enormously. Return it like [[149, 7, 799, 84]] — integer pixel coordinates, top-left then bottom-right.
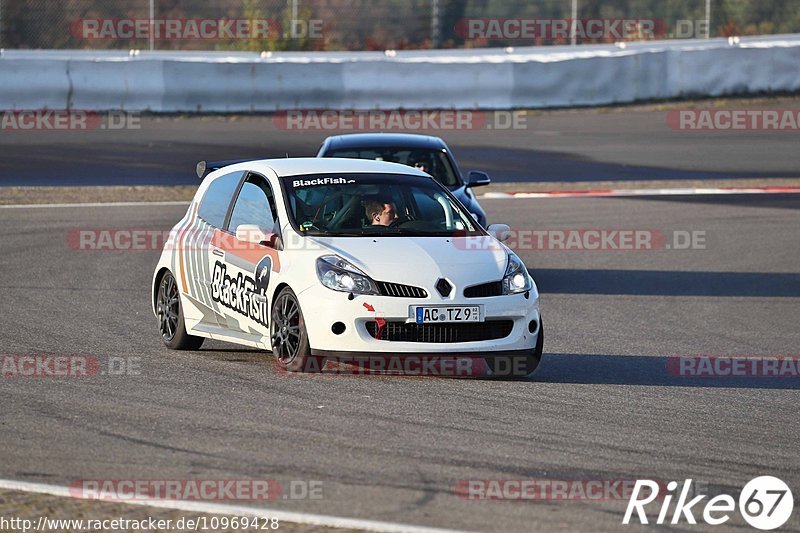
[[480, 186, 800, 199]]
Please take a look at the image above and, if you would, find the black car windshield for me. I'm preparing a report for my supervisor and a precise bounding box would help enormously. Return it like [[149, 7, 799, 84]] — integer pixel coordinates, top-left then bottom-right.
[[324, 147, 460, 188], [282, 174, 482, 238]]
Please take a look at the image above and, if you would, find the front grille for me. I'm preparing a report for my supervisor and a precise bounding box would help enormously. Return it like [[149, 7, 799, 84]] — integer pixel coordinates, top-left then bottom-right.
[[376, 281, 428, 299], [464, 281, 504, 298], [366, 320, 514, 343]]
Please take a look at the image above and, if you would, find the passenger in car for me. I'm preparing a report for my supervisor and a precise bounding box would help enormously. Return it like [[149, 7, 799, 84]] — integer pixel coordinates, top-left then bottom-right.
[[408, 152, 434, 175]]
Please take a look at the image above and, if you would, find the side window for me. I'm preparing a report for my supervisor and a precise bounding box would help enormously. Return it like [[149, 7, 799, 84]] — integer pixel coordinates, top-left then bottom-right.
[[228, 175, 278, 233], [198, 171, 245, 228]]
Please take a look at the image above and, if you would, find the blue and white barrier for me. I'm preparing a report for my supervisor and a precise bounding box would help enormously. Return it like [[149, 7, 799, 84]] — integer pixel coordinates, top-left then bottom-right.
[[1, 34, 799, 112]]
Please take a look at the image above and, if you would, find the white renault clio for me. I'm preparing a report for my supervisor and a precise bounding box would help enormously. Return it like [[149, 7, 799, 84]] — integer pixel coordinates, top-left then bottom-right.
[[152, 158, 543, 377]]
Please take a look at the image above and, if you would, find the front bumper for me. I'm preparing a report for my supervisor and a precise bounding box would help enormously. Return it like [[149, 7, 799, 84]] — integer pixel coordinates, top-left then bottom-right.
[[297, 283, 540, 355]]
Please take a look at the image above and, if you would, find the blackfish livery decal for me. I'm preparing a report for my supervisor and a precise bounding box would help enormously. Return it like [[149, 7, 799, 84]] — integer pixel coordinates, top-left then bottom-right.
[[211, 256, 272, 327]]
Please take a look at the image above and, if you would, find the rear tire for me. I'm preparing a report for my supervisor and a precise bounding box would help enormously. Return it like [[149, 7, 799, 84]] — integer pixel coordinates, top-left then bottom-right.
[[157, 271, 204, 351], [270, 287, 324, 373]]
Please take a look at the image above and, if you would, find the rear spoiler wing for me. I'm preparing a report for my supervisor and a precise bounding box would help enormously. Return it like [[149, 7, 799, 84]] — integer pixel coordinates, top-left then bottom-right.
[[196, 159, 253, 179]]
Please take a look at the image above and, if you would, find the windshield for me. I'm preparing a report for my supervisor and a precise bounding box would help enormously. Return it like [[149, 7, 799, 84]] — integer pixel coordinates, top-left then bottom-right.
[[324, 147, 461, 188], [282, 174, 482, 238]]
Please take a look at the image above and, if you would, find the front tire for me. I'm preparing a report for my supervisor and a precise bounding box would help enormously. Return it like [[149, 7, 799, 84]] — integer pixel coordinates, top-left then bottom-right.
[[270, 287, 324, 373], [157, 271, 204, 350]]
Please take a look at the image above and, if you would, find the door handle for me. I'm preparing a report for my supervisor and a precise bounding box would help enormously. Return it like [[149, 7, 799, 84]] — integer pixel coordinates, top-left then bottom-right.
[[212, 249, 224, 258]]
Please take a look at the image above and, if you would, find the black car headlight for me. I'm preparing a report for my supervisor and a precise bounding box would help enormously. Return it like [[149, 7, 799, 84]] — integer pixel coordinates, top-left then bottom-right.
[[316, 255, 380, 295], [502, 253, 533, 295]]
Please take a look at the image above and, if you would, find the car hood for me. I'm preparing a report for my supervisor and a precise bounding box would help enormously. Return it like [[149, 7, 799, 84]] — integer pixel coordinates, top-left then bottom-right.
[[308, 236, 509, 287]]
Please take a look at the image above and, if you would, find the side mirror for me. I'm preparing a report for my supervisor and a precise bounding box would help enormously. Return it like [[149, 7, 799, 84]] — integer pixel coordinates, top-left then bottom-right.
[[487, 224, 511, 243], [466, 171, 491, 188], [196, 161, 208, 179], [236, 224, 278, 248]]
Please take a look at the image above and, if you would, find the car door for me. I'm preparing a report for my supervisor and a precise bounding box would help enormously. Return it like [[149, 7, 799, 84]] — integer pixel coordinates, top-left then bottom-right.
[[212, 172, 281, 340], [189, 169, 246, 328]]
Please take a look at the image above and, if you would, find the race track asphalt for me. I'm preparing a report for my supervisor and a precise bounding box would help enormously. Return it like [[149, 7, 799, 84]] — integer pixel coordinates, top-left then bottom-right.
[[1, 193, 798, 531], [2, 99, 800, 186]]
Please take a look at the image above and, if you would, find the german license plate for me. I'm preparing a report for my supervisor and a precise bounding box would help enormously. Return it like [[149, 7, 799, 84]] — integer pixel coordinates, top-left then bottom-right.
[[414, 306, 483, 324]]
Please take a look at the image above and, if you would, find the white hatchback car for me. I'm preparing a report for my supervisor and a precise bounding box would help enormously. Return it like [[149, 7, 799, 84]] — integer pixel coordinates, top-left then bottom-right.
[[152, 158, 543, 377]]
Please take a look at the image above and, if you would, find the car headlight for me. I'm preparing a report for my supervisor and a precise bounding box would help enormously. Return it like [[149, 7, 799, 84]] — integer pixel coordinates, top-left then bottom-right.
[[502, 253, 533, 295], [316, 255, 379, 295]]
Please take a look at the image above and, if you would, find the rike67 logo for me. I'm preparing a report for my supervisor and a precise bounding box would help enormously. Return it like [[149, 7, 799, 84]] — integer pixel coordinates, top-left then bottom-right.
[[624, 477, 794, 530]]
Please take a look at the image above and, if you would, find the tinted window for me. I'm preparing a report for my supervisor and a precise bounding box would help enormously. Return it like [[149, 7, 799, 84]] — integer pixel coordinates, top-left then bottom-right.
[[198, 171, 244, 228], [412, 188, 444, 220], [282, 174, 481, 238], [229, 175, 277, 232], [325, 147, 461, 187]]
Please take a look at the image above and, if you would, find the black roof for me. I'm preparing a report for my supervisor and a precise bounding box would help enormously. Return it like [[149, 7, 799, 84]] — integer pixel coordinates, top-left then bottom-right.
[[325, 133, 448, 151]]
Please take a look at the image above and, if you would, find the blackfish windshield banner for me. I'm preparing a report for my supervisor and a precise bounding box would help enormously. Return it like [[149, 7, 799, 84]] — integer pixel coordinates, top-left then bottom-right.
[[211, 256, 272, 327]]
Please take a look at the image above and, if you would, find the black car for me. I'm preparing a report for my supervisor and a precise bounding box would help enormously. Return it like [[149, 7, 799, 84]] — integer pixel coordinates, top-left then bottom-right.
[[317, 133, 491, 227]]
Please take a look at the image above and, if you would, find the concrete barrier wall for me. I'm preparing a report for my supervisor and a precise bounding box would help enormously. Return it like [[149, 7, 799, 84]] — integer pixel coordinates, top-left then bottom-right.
[[1, 35, 799, 112]]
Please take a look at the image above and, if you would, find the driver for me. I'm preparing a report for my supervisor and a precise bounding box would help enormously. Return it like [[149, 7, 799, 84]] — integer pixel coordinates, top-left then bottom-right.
[[364, 198, 398, 226], [408, 152, 434, 175]]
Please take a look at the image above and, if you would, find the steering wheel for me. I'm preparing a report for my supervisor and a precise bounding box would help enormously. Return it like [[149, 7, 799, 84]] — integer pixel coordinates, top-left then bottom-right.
[[390, 211, 416, 227], [310, 191, 347, 227]]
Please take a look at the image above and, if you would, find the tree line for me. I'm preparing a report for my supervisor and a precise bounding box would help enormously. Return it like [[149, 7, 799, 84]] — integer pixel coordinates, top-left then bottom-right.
[[2, 0, 798, 50]]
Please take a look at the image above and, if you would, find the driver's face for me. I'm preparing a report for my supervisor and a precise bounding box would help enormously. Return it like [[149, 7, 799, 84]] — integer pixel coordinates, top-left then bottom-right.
[[374, 203, 398, 226]]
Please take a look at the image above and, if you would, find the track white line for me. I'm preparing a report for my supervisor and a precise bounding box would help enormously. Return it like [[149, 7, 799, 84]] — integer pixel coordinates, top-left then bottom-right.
[[0, 201, 190, 209], [480, 187, 800, 199], [0, 479, 463, 533]]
